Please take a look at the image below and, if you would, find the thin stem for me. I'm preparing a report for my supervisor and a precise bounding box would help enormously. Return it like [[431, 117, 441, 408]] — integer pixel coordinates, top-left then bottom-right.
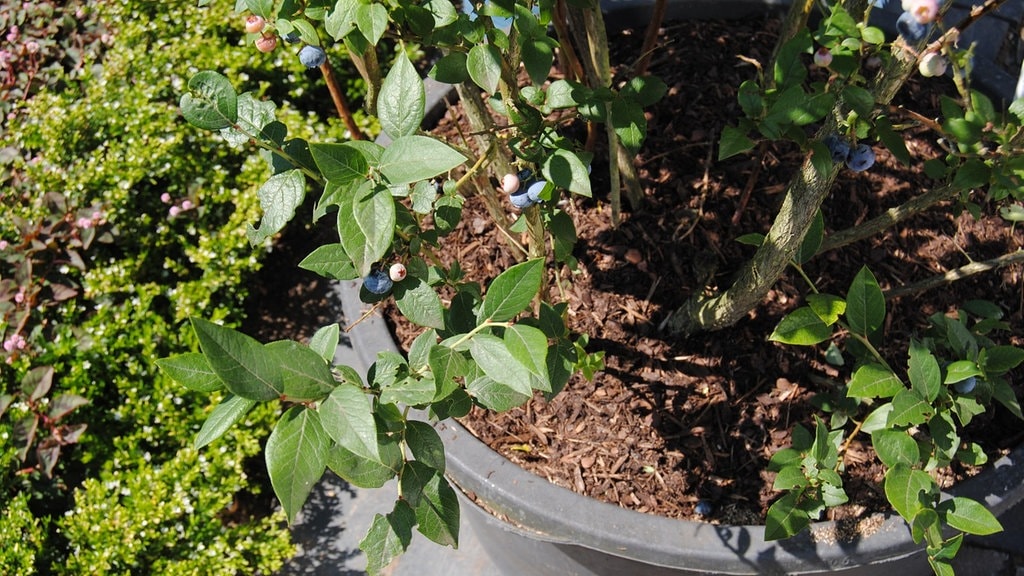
[[320, 60, 365, 140], [884, 250, 1024, 299]]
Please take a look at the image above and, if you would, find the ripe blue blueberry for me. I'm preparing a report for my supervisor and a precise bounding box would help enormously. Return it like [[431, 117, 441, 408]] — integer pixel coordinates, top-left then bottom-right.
[[823, 135, 850, 164], [525, 179, 547, 203], [299, 45, 327, 68], [509, 190, 535, 209], [897, 11, 929, 42], [953, 377, 977, 394], [283, 32, 301, 44], [846, 144, 876, 172], [694, 500, 713, 517], [363, 269, 393, 295]]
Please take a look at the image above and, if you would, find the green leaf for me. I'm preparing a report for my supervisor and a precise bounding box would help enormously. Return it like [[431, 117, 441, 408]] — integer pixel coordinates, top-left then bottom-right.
[[992, 380, 1023, 419], [806, 294, 845, 326], [310, 143, 369, 185], [504, 324, 550, 392], [429, 52, 469, 84], [908, 340, 941, 402], [470, 334, 533, 397], [379, 52, 425, 140], [156, 353, 223, 393], [522, 37, 554, 85], [982, 346, 1024, 374], [846, 266, 885, 337], [266, 406, 329, 523], [624, 76, 668, 107], [355, 2, 388, 45], [929, 409, 959, 460], [859, 403, 893, 434], [478, 259, 543, 322], [773, 30, 810, 88], [361, 501, 416, 576], [247, 169, 307, 246], [938, 497, 1002, 536], [428, 344, 468, 401], [871, 429, 918, 468], [413, 469, 460, 547], [718, 125, 755, 160], [195, 394, 257, 449], [406, 421, 446, 473], [191, 317, 283, 401], [326, 439, 402, 489], [944, 360, 982, 384], [952, 159, 991, 189], [467, 44, 502, 93], [541, 149, 592, 198], [847, 363, 904, 399], [546, 79, 586, 109], [888, 389, 934, 427], [769, 307, 832, 345], [309, 324, 341, 363], [466, 375, 531, 411], [394, 276, 445, 329], [378, 135, 466, 186], [765, 491, 812, 541], [773, 466, 809, 491], [221, 93, 278, 147], [875, 115, 911, 166], [265, 340, 337, 401], [299, 243, 358, 280], [337, 182, 395, 277], [180, 71, 237, 130], [320, 384, 380, 461], [326, 0, 360, 40], [842, 85, 874, 117], [884, 464, 935, 521], [611, 98, 646, 155]]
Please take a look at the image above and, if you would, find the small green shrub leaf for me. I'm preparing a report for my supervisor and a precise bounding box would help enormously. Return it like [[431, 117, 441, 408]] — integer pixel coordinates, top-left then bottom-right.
[[885, 464, 935, 521], [719, 125, 755, 160], [379, 53, 425, 140], [355, 2, 388, 45], [337, 182, 396, 277], [806, 294, 845, 326], [542, 149, 592, 197], [479, 258, 543, 322], [309, 324, 341, 363], [180, 71, 237, 130], [247, 169, 306, 246], [195, 394, 257, 449], [846, 266, 885, 337], [769, 307, 832, 345], [772, 466, 809, 491], [326, 439, 403, 489], [320, 383, 380, 461], [765, 491, 811, 541], [847, 363, 903, 399], [265, 340, 337, 401], [611, 98, 646, 155], [939, 497, 1002, 536], [982, 346, 1024, 374], [429, 52, 469, 84], [310, 143, 370, 185], [361, 502, 416, 576], [522, 37, 554, 85], [156, 353, 223, 393], [428, 344, 468, 401], [394, 277, 445, 330], [191, 317, 283, 401], [504, 324, 550, 392], [379, 135, 466, 185], [908, 340, 941, 402], [871, 429, 918, 468], [467, 44, 502, 94], [466, 375, 531, 411], [888, 389, 934, 427], [266, 406, 329, 524], [299, 243, 358, 280], [944, 360, 983, 384], [469, 334, 533, 397], [221, 93, 277, 147], [326, 0, 359, 40], [546, 79, 586, 109], [413, 469, 460, 547], [406, 421, 446, 473], [875, 115, 911, 166]]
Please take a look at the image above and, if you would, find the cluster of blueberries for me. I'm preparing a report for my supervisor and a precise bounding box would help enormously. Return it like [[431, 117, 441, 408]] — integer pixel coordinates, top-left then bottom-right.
[[823, 135, 877, 172], [504, 169, 549, 209], [364, 263, 407, 295]]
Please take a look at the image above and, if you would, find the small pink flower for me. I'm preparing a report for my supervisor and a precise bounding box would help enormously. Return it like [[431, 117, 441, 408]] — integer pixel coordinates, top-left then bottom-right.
[[180, 199, 194, 211], [25, 41, 39, 55], [169, 206, 181, 218], [0, 240, 8, 250], [14, 288, 25, 303], [3, 334, 26, 352], [76, 217, 93, 229], [6, 26, 18, 43], [91, 210, 102, 221], [160, 192, 172, 204]]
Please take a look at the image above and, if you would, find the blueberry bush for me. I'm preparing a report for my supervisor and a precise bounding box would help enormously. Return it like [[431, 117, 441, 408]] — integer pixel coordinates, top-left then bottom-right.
[[164, 0, 1022, 575], [0, 0, 374, 572]]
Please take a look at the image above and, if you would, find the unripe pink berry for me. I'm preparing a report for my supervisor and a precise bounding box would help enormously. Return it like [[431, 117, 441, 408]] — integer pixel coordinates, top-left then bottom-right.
[[813, 47, 832, 68], [908, 0, 939, 24], [501, 173, 520, 195], [181, 199, 194, 211], [918, 52, 947, 77], [389, 263, 407, 282], [245, 14, 266, 34], [255, 34, 277, 53]]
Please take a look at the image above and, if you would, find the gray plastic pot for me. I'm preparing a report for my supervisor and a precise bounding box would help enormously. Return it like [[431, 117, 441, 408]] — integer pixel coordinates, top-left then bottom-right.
[[338, 280, 1024, 576]]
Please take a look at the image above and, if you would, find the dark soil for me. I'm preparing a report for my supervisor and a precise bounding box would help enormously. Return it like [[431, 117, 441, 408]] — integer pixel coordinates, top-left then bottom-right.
[[253, 15, 1024, 527]]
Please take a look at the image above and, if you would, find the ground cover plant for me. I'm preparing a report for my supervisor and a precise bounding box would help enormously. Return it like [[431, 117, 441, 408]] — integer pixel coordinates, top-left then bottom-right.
[[0, 0, 372, 572], [168, 0, 1023, 574]]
